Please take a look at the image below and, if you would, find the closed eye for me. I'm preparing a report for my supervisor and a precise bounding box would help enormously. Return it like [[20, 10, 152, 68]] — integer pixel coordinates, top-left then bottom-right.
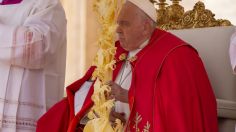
[[117, 20, 130, 27]]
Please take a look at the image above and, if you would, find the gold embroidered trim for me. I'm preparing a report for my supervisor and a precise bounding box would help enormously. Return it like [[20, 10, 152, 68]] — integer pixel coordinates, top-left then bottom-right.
[[133, 112, 142, 132], [143, 121, 150, 132], [127, 56, 137, 62], [119, 53, 127, 61], [132, 112, 151, 132], [0, 98, 44, 109], [0, 118, 36, 130]]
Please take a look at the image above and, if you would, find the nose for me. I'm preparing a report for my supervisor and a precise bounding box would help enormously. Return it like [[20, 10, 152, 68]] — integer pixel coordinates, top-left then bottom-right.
[[116, 25, 122, 34]]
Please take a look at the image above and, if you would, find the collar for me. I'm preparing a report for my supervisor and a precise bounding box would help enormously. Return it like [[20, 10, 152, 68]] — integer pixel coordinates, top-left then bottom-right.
[[128, 39, 149, 59], [128, 28, 167, 66]]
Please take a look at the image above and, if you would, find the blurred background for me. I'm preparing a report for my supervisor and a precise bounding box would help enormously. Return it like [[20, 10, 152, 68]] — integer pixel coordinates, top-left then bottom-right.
[[60, 0, 236, 87]]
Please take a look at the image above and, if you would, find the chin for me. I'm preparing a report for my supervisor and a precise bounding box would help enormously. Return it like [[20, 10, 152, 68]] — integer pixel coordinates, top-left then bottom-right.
[[119, 42, 132, 51], [120, 45, 128, 51]]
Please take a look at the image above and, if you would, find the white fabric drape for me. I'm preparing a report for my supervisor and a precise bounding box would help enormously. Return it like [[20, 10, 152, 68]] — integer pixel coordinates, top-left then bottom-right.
[[60, 0, 87, 87], [0, 0, 66, 131], [229, 28, 236, 73]]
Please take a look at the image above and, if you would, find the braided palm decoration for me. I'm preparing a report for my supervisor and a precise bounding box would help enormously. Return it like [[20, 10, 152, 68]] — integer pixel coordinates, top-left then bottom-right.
[[83, 0, 124, 131]]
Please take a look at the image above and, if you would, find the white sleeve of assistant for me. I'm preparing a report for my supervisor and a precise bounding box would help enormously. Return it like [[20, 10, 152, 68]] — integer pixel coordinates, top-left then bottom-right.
[[0, 0, 66, 69], [229, 29, 236, 74]]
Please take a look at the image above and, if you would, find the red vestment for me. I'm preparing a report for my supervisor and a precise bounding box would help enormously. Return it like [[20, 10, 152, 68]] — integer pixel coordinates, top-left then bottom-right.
[[37, 29, 218, 132], [0, 0, 22, 5]]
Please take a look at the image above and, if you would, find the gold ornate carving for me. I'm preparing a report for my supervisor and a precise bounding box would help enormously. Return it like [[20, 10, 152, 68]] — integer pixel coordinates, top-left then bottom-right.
[[150, 0, 233, 30], [166, 0, 184, 23]]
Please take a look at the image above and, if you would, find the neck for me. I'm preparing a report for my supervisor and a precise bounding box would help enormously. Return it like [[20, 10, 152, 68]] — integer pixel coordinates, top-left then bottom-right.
[[129, 39, 149, 56]]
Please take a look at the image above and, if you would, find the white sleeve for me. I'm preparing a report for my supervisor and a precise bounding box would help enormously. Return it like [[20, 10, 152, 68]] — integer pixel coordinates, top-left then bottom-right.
[[229, 29, 236, 73], [74, 81, 93, 114], [0, 0, 66, 69]]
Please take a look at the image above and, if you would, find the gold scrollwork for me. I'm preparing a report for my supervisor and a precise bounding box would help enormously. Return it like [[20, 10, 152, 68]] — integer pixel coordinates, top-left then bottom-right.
[[150, 0, 233, 30]]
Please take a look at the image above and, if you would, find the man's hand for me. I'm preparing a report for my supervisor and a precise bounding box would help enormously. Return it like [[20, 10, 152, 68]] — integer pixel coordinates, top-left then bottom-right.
[[109, 109, 126, 127], [106, 81, 129, 103]]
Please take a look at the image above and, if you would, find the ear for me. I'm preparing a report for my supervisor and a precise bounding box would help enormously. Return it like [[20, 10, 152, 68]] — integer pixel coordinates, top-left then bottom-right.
[[142, 21, 151, 36]]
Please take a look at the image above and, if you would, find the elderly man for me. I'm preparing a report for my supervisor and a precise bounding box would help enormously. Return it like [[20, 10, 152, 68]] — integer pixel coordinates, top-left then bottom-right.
[[37, 0, 218, 132], [0, 0, 66, 131]]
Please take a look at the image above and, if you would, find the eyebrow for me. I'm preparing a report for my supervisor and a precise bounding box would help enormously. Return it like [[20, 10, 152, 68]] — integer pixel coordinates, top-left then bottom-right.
[[117, 20, 130, 26]]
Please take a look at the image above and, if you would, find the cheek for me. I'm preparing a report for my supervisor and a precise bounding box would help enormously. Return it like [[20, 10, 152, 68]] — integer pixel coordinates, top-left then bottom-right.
[[125, 29, 141, 42], [123, 29, 135, 40], [121, 26, 144, 49]]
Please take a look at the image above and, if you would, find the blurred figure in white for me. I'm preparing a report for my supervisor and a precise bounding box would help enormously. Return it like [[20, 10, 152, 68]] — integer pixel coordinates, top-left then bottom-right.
[[0, 0, 66, 131], [229, 28, 236, 73], [229, 27, 236, 132]]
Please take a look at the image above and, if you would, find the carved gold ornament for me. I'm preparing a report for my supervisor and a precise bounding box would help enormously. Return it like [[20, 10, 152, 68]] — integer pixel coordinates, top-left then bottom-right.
[[150, 0, 233, 30]]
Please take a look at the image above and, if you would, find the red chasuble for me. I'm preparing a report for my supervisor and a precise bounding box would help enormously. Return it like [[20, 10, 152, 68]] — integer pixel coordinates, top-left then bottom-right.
[[125, 29, 218, 132], [0, 0, 22, 5], [37, 29, 218, 132]]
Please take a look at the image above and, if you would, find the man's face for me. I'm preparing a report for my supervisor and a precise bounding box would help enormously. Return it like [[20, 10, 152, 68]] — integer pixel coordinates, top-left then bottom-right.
[[116, 2, 146, 51]]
